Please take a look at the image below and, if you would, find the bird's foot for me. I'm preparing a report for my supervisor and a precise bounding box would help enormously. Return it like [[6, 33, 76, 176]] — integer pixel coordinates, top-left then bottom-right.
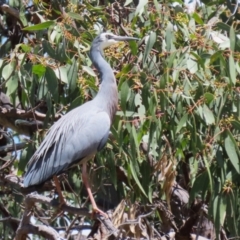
[[92, 206, 108, 219]]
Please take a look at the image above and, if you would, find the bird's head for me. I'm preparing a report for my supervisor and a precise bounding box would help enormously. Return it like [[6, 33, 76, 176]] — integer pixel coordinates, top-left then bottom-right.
[[93, 32, 138, 50]]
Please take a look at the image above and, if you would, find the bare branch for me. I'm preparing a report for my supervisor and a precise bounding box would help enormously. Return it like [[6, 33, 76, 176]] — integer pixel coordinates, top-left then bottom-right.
[[16, 223, 64, 240], [4, 174, 120, 239], [15, 192, 90, 240], [0, 106, 61, 136], [0, 142, 26, 155], [54, 225, 92, 232], [0, 216, 20, 224]]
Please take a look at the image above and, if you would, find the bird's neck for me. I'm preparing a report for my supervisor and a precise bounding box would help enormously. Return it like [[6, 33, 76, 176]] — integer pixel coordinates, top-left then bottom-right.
[[90, 47, 118, 122]]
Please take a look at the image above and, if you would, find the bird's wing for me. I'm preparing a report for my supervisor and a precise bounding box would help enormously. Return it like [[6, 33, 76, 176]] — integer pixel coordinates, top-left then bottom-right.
[[23, 106, 110, 187]]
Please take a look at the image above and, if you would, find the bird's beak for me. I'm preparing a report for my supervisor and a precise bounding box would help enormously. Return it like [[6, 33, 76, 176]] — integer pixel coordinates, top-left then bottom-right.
[[112, 35, 139, 42]]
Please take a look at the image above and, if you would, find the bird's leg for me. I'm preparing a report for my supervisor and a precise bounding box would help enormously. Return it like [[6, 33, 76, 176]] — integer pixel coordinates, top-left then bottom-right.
[[53, 175, 65, 206], [82, 163, 108, 218]]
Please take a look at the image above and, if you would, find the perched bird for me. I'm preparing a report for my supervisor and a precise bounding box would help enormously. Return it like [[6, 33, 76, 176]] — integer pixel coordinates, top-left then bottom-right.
[[23, 32, 138, 216]]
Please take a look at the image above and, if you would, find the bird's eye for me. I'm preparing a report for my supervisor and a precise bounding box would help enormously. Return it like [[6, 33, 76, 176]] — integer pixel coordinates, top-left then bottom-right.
[[106, 35, 112, 39]]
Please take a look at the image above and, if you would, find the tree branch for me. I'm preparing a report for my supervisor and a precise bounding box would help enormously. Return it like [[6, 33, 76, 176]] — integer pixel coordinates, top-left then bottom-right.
[[16, 223, 64, 240], [0, 106, 61, 136], [0, 142, 26, 155]]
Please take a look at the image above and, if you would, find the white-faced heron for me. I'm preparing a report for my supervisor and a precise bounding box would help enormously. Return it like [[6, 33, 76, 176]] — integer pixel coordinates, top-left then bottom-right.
[[23, 32, 138, 216]]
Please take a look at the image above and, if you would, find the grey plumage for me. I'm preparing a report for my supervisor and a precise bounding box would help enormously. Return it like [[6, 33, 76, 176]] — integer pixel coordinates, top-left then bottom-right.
[[24, 33, 138, 189], [24, 104, 111, 186]]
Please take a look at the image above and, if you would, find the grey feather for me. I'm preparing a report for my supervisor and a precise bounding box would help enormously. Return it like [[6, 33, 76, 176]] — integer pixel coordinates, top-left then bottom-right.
[[24, 104, 111, 187], [23, 32, 137, 188]]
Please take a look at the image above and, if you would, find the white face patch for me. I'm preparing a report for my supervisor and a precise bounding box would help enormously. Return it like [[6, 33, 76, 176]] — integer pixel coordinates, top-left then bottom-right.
[[100, 39, 118, 49], [97, 33, 119, 50]]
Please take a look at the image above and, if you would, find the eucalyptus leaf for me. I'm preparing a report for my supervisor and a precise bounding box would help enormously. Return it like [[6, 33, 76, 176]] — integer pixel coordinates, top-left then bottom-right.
[[203, 104, 215, 125], [82, 65, 96, 77], [54, 66, 68, 84], [3, 61, 16, 81], [68, 12, 84, 21], [225, 134, 240, 173], [23, 21, 55, 31], [143, 31, 156, 65], [229, 54, 236, 85], [6, 73, 18, 95], [135, 0, 148, 16], [32, 64, 46, 77], [230, 26, 236, 51], [120, 81, 130, 113], [45, 67, 59, 102], [176, 114, 188, 133], [129, 160, 147, 197]]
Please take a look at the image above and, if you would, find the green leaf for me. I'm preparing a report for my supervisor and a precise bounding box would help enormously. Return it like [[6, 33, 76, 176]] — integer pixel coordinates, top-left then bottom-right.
[[19, 11, 28, 27], [210, 50, 222, 64], [18, 143, 35, 175], [153, 0, 160, 11], [135, 93, 146, 117], [67, 58, 78, 93], [106, 151, 117, 189], [42, 40, 56, 59], [32, 64, 46, 77], [187, 57, 198, 74], [167, 51, 177, 68], [68, 12, 83, 21], [54, 66, 68, 84], [226, 192, 238, 235], [166, 22, 174, 52], [69, 96, 82, 110], [204, 92, 214, 104], [6, 73, 18, 95], [192, 12, 204, 25], [38, 78, 48, 99], [2, 61, 16, 80], [225, 134, 240, 173], [230, 26, 235, 51], [23, 21, 55, 31], [203, 104, 215, 125], [20, 44, 31, 53], [143, 31, 156, 65], [132, 125, 140, 158], [45, 67, 58, 102], [217, 22, 231, 32], [231, 120, 240, 131], [120, 81, 130, 113], [82, 65, 96, 77], [190, 171, 209, 202], [213, 195, 227, 236], [202, 156, 213, 195], [129, 41, 138, 56], [116, 111, 135, 117], [229, 54, 236, 85], [135, 0, 148, 16], [55, 43, 70, 63], [129, 160, 147, 197], [176, 114, 188, 133], [0, 40, 11, 58]]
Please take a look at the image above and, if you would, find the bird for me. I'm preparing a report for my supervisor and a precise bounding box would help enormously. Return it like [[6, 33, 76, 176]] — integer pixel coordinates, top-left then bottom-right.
[[23, 32, 138, 216]]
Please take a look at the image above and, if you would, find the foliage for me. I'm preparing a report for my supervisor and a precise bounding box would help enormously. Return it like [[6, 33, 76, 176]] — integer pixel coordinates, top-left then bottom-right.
[[1, 0, 240, 239]]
